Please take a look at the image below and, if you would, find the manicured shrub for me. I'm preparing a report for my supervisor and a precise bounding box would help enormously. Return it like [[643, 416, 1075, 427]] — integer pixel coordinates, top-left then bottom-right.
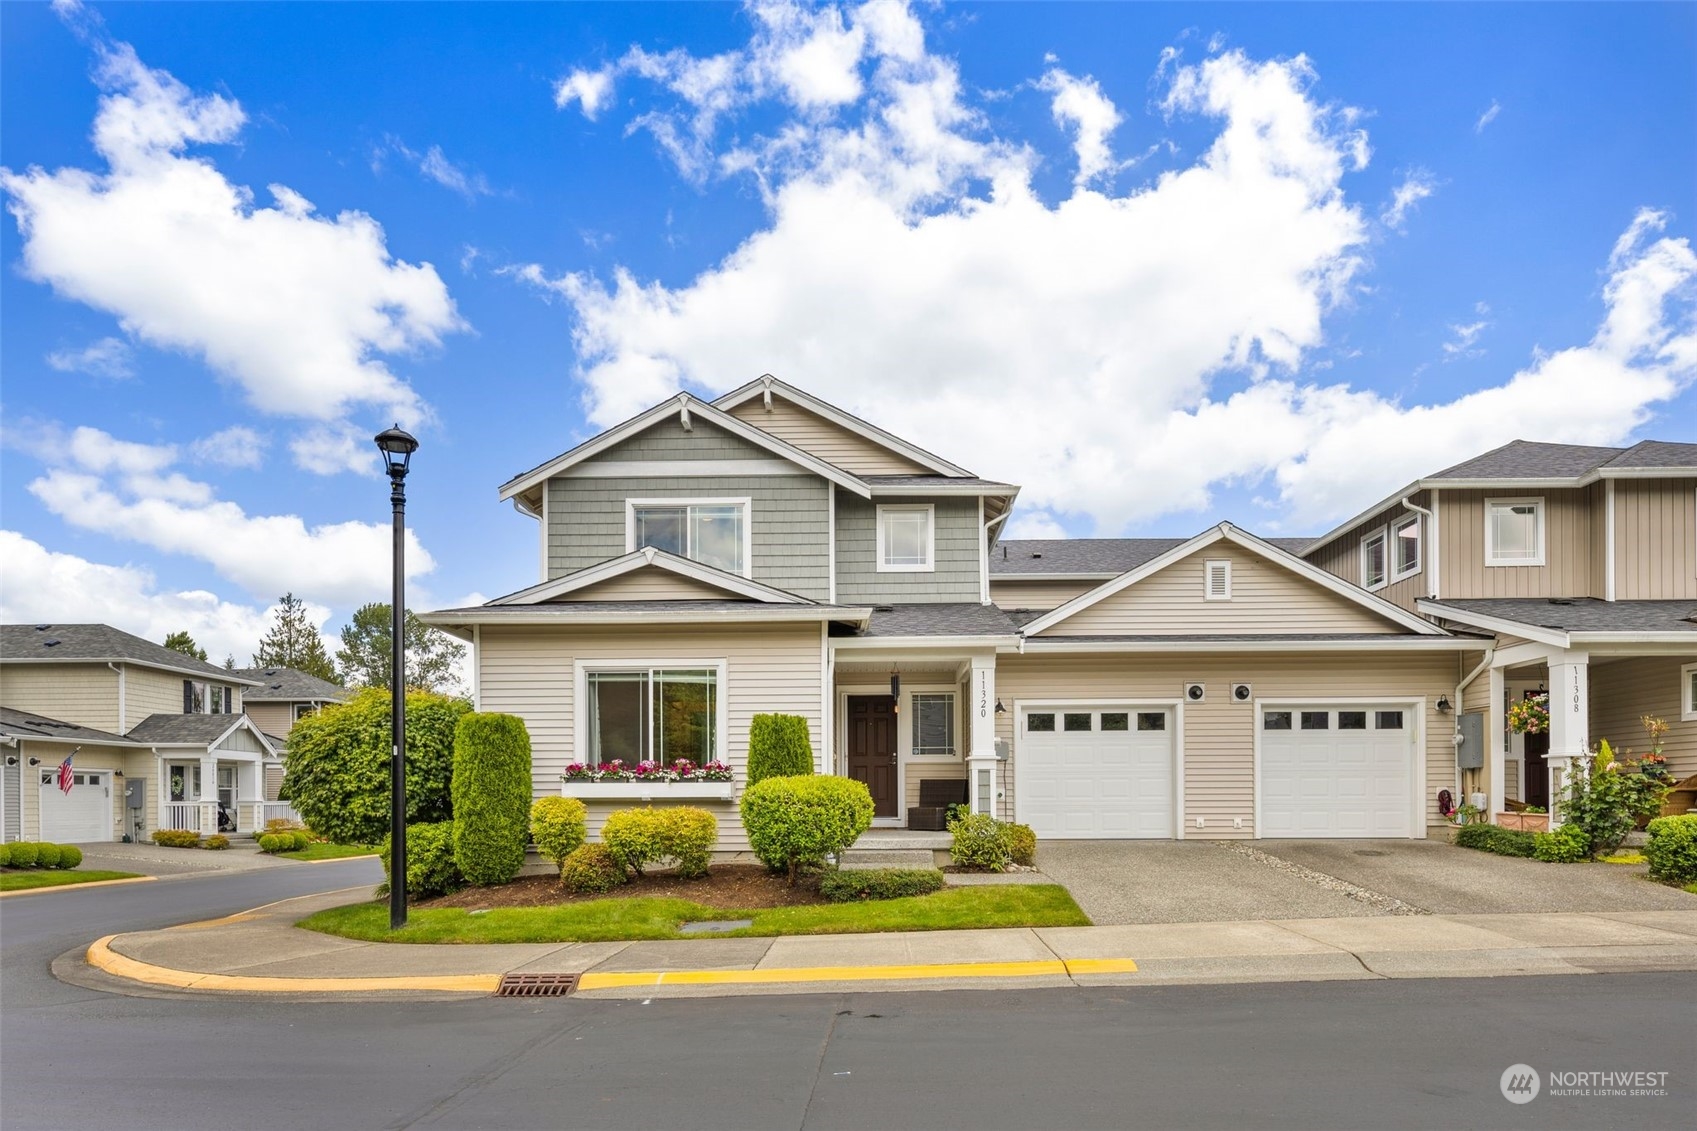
[[1532, 822, 1591, 863], [281, 688, 471, 846], [34, 843, 63, 868], [56, 844, 83, 869], [9, 842, 40, 868], [203, 835, 230, 851], [0, 843, 12, 867], [601, 808, 665, 877], [530, 797, 588, 875], [819, 867, 946, 902], [257, 834, 284, 853], [151, 829, 201, 848], [1645, 814, 1697, 885], [740, 775, 874, 884], [1006, 823, 1037, 867], [601, 806, 718, 879], [451, 713, 533, 886], [559, 843, 627, 894], [746, 714, 814, 785], [263, 818, 304, 835], [290, 831, 311, 851], [662, 807, 716, 879], [379, 821, 464, 898], [1454, 823, 1537, 857], [950, 814, 1011, 872]]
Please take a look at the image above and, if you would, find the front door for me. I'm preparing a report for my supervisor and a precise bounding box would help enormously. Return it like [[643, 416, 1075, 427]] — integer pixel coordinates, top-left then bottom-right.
[[1523, 728, 1550, 810], [847, 695, 898, 819]]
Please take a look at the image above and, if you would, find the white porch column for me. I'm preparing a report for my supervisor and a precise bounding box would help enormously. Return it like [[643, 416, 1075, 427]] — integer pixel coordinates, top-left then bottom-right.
[[966, 655, 998, 817], [198, 755, 218, 835], [1546, 652, 1590, 828], [1485, 666, 1505, 819]]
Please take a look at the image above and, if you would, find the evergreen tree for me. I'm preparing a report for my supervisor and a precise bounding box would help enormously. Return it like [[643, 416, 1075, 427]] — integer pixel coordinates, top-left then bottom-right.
[[162, 631, 208, 662], [335, 602, 466, 694], [252, 593, 338, 682]]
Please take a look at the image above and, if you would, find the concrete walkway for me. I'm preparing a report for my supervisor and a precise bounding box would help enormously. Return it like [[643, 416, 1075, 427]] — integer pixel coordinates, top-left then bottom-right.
[[64, 886, 1697, 1002]]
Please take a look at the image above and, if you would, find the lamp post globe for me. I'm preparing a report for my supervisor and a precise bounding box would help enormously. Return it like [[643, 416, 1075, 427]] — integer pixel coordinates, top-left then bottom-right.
[[374, 425, 418, 930]]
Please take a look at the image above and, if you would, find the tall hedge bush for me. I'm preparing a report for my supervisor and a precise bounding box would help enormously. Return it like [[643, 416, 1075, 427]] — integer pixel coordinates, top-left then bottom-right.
[[451, 712, 533, 885], [280, 688, 470, 845], [740, 775, 873, 883], [747, 714, 814, 784]]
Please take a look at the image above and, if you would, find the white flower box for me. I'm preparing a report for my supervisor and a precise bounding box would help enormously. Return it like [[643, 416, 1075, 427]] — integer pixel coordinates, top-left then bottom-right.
[[560, 781, 735, 802]]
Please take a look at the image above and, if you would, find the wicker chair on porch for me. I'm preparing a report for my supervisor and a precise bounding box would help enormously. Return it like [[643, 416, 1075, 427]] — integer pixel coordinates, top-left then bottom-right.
[[907, 779, 968, 832]]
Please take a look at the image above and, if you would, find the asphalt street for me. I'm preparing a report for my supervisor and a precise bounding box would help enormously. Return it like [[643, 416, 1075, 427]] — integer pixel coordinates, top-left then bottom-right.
[[3, 860, 1693, 1131]]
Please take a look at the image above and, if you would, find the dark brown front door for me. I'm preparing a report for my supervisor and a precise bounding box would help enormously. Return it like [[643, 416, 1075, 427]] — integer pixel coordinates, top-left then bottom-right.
[[1523, 729, 1550, 810], [847, 695, 898, 818]]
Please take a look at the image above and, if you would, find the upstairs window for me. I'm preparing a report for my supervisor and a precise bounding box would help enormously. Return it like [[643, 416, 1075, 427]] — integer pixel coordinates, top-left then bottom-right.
[[1486, 498, 1544, 566], [628, 499, 748, 575], [876, 504, 934, 572], [182, 681, 230, 714], [1390, 514, 1421, 581], [1360, 528, 1388, 591]]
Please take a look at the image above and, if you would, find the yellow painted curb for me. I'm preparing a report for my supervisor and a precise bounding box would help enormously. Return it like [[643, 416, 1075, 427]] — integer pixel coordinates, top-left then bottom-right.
[[577, 956, 1137, 990], [85, 935, 500, 995], [0, 875, 156, 899]]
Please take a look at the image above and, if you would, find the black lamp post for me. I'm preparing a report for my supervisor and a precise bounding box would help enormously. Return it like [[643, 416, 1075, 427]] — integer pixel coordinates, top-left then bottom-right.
[[375, 425, 418, 930]]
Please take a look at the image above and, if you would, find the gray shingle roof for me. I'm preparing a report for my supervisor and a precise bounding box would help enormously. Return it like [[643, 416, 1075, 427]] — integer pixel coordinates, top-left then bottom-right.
[[0, 623, 260, 682], [1429, 440, 1624, 480], [230, 667, 349, 702], [0, 707, 139, 746], [424, 600, 864, 617], [1028, 633, 1477, 643], [1428, 598, 1697, 634], [836, 604, 1021, 638], [1603, 440, 1697, 469], [125, 713, 256, 745]]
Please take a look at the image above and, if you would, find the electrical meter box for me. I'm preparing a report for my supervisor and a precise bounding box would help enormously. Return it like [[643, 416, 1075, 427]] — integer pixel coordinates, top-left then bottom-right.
[[1456, 711, 1485, 770]]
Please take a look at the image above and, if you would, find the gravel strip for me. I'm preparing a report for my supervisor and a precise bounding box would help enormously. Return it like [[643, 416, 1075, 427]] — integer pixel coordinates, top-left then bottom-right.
[[1216, 842, 1430, 916]]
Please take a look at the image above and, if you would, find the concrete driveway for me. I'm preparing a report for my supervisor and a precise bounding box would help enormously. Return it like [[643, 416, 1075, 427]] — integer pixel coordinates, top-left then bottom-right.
[[1036, 838, 1697, 925]]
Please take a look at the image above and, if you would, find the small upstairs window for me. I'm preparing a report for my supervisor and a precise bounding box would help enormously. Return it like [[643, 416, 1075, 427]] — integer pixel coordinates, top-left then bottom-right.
[[1390, 514, 1421, 581], [628, 499, 748, 575], [877, 504, 934, 572], [1204, 559, 1232, 600], [1361, 528, 1388, 591], [1486, 498, 1544, 567]]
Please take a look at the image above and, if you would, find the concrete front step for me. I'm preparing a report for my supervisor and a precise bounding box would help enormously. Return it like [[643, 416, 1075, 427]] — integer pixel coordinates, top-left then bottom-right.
[[839, 849, 941, 871]]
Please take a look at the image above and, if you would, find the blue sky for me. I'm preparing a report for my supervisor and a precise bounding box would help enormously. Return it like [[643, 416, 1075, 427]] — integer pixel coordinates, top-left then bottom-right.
[[2, 0, 1694, 667]]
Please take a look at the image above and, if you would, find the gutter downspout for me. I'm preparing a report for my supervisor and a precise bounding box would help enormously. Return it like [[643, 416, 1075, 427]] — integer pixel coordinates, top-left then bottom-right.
[[981, 506, 1013, 606], [107, 662, 126, 733], [1401, 495, 1437, 600]]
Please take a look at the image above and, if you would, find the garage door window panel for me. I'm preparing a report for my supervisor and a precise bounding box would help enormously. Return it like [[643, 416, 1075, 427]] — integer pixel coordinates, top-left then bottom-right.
[[1137, 713, 1166, 731], [1300, 712, 1330, 730], [1026, 713, 1055, 732], [1063, 713, 1092, 732]]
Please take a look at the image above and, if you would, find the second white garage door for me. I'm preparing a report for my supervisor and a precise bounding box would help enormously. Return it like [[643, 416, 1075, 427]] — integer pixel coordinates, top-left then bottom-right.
[[1259, 705, 1416, 838], [1018, 706, 1175, 839]]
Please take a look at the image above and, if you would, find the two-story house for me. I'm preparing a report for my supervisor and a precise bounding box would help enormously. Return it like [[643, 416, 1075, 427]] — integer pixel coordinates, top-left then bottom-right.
[[425, 376, 1531, 849], [0, 624, 280, 843], [230, 666, 351, 800]]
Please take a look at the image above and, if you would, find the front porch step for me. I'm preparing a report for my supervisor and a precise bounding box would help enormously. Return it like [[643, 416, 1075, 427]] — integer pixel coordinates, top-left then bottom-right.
[[838, 848, 940, 871]]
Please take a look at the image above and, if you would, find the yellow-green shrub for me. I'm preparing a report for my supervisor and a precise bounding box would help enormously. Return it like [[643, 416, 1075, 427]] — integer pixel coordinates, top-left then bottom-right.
[[559, 843, 627, 894], [600, 806, 718, 879], [56, 844, 83, 869], [151, 829, 201, 848], [451, 712, 533, 886], [9, 842, 39, 867], [530, 797, 588, 875], [1006, 823, 1037, 867], [34, 843, 63, 868], [740, 775, 874, 883]]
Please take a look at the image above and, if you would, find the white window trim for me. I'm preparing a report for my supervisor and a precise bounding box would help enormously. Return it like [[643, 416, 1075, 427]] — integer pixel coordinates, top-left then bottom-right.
[[572, 659, 729, 768], [1360, 526, 1389, 592], [1682, 662, 1697, 723], [1389, 513, 1422, 583], [875, 503, 936, 573], [624, 497, 753, 579], [1484, 496, 1546, 567], [1203, 559, 1232, 601], [910, 691, 958, 757]]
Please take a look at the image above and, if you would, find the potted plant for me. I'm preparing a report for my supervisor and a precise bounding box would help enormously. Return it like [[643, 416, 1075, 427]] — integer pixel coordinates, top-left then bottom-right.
[[1499, 806, 1549, 833], [1507, 693, 1549, 734]]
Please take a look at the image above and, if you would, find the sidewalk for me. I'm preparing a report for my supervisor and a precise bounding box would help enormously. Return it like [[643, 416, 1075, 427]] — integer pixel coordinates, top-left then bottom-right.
[[67, 887, 1697, 1001]]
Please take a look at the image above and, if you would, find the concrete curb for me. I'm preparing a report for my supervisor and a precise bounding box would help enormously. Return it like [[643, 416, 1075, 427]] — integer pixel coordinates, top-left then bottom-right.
[[0, 875, 156, 899], [85, 935, 502, 995]]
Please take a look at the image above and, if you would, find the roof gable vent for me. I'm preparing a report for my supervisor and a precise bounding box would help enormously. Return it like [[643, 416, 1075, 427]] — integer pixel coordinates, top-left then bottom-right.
[[1204, 560, 1232, 601]]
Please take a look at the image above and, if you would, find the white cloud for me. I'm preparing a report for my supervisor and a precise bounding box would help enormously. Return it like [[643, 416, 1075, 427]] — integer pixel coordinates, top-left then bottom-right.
[[1475, 100, 1501, 134], [289, 423, 378, 476], [0, 28, 465, 468], [46, 336, 134, 379], [1442, 306, 1492, 359], [190, 425, 266, 469], [1038, 67, 1123, 187], [1003, 510, 1068, 540], [1382, 170, 1436, 230], [554, 66, 616, 118], [375, 135, 492, 202]]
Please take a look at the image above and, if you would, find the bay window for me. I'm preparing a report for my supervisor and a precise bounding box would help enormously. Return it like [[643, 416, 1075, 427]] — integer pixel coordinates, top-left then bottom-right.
[[628, 499, 749, 575], [586, 666, 720, 765]]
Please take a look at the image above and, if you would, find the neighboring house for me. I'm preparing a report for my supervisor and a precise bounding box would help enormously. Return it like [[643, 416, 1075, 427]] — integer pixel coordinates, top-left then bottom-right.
[[427, 375, 1627, 848], [229, 666, 351, 799], [0, 624, 280, 842], [1299, 439, 1697, 817]]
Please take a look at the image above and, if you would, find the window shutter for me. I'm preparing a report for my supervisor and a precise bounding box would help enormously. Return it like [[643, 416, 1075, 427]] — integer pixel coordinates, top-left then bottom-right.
[[183, 680, 194, 713]]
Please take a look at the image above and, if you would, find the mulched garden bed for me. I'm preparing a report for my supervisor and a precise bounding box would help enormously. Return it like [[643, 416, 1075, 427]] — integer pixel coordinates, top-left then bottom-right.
[[419, 865, 830, 911]]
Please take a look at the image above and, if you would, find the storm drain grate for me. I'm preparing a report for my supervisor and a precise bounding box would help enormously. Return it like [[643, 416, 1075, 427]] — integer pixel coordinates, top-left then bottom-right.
[[494, 973, 579, 997]]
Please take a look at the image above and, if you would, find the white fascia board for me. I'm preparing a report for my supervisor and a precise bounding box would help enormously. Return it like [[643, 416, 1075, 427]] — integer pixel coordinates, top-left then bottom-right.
[[498, 393, 871, 501], [1593, 467, 1697, 481], [1021, 526, 1231, 635], [489, 547, 806, 605], [988, 572, 1120, 583], [420, 607, 872, 628], [1298, 481, 1423, 558], [830, 634, 1018, 650], [1020, 637, 1485, 653], [1414, 600, 1571, 647], [868, 484, 1021, 497], [712, 375, 973, 478], [1569, 632, 1697, 644]]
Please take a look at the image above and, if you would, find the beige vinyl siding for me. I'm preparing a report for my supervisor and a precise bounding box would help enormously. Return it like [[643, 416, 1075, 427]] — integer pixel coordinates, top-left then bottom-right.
[[124, 666, 194, 730], [1613, 478, 1697, 599], [728, 396, 933, 476], [244, 701, 296, 739], [989, 578, 1101, 612], [560, 568, 745, 602], [547, 474, 830, 600], [1305, 492, 1431, 612], [265, 764, 286, 802], [1438, 488, 1595, 598], [834, 491, 982, 603], [0, 663, 122, 732], [596, 415, 771, 462], [1041, 545, 1402, 636], [1588, 482, 1609, 598], [1589, 656, 1697, 779], [996, 650, 1460, 836], [477, 623, 825, 851], [217, 726, 267, 755]]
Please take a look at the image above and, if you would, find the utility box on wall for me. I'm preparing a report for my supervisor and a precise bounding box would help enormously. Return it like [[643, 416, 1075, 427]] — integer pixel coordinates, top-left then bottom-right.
[[1455, 711, 1485, 770]]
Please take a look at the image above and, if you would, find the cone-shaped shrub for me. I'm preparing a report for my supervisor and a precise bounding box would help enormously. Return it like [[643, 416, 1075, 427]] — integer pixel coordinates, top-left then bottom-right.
[[746, 714, 814, 785], [451, 712, 533, 885]]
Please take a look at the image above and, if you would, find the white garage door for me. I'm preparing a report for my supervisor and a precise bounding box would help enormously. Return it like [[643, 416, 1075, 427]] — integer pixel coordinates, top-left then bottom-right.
[[1019, 706, 1175, 838], [1260, 706, 1415, 838], [39, 770, 113, 843]]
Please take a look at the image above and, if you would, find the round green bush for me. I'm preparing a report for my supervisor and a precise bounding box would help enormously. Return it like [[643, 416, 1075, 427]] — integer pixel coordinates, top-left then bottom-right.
[[451, 713, 533, 886], [559, 843, 627, 894], [0, 843, 13, 867], [740, 775, 873, 883], [34, 843, 63, 869], [290, 831, 312, 851], [746, 714, 814, 785], [380, 821, 464, 898], [601, 808, 667, 877], [56, 845, 84, 869], [601, 806, 717, 879], [662, 807, 716, 879], [1532, 821, 1591, 863], [948, 813, 1010, 872], [1645, 814, 1697, 885], [280, 688, 471, 846], [1006, 823, 1037, 867], [530, 797, 588, 874], [257, 834, 284, 853], [9, 842, 39, 868]]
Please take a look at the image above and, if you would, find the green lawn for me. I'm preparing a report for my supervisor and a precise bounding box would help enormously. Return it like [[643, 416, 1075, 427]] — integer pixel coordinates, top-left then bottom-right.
[[300, 884, 1089, 944], [0, 869, 143, 892], [278, 842, 381, 862]]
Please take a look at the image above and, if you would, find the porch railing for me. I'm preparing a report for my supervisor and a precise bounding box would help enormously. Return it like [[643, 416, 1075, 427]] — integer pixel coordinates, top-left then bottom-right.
[[162, 802, 200, 832], [262, 802, 303, 826]]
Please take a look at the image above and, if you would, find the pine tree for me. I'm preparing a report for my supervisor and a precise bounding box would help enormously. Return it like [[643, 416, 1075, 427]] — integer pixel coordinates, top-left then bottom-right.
[[162, 631, 208, 662], [252, 593, 338, 682], [335, 602, 466, 694]]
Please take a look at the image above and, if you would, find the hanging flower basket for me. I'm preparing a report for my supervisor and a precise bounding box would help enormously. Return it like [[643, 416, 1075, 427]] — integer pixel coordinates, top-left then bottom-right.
[[1507, 694, 1549, 735]]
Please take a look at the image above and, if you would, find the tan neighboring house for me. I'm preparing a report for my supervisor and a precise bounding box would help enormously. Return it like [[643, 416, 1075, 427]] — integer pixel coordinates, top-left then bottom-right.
[[0, 624, 282, 843], [229, 666, 351, 800], [421, 375, 1539, 849]]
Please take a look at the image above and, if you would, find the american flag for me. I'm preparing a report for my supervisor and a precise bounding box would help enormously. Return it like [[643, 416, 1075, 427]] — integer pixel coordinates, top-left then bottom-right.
[[58, 753, 74, 794]]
